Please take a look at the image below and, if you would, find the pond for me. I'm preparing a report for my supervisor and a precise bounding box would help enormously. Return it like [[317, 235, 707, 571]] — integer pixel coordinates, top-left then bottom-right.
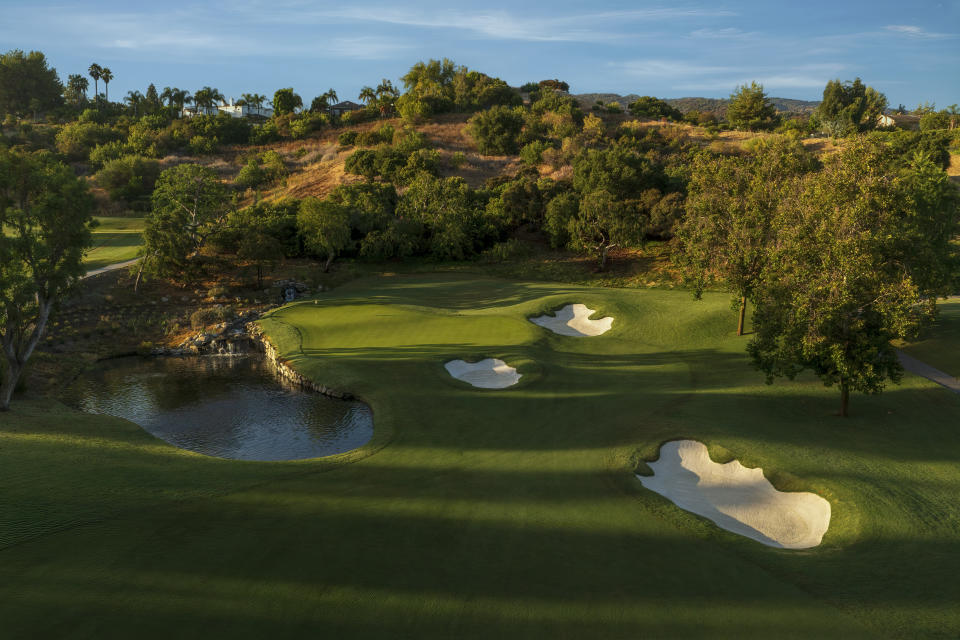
[[63, 356, 374, 461]]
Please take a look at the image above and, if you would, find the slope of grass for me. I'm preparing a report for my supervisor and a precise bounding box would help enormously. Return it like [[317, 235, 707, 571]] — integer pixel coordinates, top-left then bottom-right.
[[2, 274, 958, 638], [83, 216, 144, 271]]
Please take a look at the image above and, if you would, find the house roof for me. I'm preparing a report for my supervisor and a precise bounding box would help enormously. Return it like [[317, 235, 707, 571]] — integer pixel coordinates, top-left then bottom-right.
[[330, 101, 362, 110]]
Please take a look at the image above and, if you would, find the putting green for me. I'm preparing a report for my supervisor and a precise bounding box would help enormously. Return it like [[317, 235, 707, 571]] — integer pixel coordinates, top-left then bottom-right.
[[2, 273, 959, 638]]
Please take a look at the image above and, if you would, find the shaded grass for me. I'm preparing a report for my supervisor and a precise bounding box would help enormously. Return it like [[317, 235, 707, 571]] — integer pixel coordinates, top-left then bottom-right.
[[1, 274, 958, 638]]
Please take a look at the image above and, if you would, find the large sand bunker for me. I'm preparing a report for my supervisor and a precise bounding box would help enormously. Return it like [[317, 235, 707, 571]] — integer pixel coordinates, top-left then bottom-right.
[[444, 358, 521, 389], [638, 440, 830, 549], [530, 304, 613, 337]]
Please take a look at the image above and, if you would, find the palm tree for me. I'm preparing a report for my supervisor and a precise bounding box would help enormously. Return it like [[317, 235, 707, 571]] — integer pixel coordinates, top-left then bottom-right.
[[193, 86, 225, 113], [101, 68, 113, 102], [125, 90, 144, 116], [358, 86, 376, 105], [240, 93, 266, 108], [88, 63, 102, 101], [323, 88, 338, 104], [66, 74, 89, 105]]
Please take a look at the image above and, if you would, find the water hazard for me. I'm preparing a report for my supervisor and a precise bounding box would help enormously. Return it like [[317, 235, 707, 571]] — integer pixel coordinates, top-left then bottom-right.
[[63, 356, 374, 461]]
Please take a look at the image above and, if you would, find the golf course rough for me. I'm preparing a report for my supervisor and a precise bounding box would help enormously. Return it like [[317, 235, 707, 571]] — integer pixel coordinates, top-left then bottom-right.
[[638, 440, 831, 549], [530, 303, 613, 337], [444, 358, 522, 388]]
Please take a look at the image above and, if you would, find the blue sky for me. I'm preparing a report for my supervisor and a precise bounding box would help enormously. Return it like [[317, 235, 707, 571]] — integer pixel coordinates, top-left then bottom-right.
[[2, 0, 958, 108]]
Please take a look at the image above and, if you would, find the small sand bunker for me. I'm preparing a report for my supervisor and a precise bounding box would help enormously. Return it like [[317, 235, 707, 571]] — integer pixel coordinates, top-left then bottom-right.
[[530, 304, 613, 337], [444, 358, 521, 389], [638, 440, 830, 549]]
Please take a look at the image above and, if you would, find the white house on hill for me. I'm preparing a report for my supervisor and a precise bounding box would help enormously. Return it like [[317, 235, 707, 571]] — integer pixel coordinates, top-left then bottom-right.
[[182, 100, 274, 119]]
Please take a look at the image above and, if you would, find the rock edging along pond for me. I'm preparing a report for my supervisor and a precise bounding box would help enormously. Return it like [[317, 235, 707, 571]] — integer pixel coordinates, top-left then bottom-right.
[[247, 322, 355, 401]]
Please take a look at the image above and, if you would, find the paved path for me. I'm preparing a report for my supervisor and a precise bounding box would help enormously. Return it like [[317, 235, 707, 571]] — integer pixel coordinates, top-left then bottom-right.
[[81, 258, 140, 280], [897, 349, 960, 395]]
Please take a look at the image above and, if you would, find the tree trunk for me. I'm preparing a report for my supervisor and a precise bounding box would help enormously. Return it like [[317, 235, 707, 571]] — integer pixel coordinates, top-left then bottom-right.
[[737, 296, 747, 336], [0, 361, 21, 411], [598, 246, 609, 271], [323, 253, 335, 273], [840, 382, 849, 418]]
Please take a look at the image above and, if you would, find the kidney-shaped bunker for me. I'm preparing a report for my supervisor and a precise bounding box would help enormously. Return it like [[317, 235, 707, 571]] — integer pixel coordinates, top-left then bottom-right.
[[638, 440, 831, 549]]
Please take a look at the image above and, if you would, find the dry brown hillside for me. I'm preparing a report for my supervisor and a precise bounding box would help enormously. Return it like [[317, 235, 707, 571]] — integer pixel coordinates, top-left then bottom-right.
[[165, 113, 920, 207]]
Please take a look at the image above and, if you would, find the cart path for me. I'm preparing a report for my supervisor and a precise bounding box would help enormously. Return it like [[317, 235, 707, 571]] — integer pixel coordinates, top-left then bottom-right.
[[896, 349, 960, 395], [82, 258, 140, 279]]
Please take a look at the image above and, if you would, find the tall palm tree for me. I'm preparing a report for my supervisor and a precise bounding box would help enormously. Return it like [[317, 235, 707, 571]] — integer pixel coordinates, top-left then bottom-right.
[[101, 68, 113, 103], [323, 88, 338, 104], [358, 86, 376, 105], [88, 63, 102, 101]]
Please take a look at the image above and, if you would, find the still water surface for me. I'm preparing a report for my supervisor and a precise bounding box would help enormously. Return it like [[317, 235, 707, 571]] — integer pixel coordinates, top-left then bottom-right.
[[64, 356, 373, 461]]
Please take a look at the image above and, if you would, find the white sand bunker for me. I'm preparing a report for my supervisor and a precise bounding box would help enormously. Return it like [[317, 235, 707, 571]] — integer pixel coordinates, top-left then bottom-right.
[[638, 440, 830, 549], [444, 358, 521, 389], [530, 304, 613, 337]]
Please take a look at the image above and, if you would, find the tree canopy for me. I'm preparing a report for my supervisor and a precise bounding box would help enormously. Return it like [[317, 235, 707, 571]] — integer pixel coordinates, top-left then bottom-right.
[[139, 164, 229, 283], [0, 50, 63, 116], [815, 78, 887, 136], [748, 140, 959, 416], [0, 148, 94, 409], [726, 82, 778, 131]]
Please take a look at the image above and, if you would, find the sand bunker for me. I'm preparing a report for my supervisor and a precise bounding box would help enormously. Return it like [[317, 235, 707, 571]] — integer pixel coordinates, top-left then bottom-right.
[[530, 304, 613, 337], [638, 440, 830, 549], [444, 358, 521, 389]]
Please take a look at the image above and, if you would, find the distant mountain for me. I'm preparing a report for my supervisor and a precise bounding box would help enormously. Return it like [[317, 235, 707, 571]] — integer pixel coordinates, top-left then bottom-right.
[[574, 93, 820, 116]]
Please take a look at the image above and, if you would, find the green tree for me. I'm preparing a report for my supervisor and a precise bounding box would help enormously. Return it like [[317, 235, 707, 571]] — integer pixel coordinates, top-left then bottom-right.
[[88, 63, 102, 101], [125, 90, 144, 116], [272, 88, 302, 116], [358, 86, 376, 105], [161, 87, 191, 110], [0, 50, 64, 116], [568, 190, 642, 270], [0, 149, 94, 410], [94, 155, 160, 209], [297, 198, 352, 271], [815, 78, 887, 136], [726, 82, 778, 131], [397, 174, 489, 260], [64, 74, 89, 106], [193, 86, 224, 112], [627, 96, 682, 121], [138, 164, 229, 284], [748, 140, 960, 416], [467, 105, 525, 155], [100, 67, 113, 103], [674, 139, 818, 335]]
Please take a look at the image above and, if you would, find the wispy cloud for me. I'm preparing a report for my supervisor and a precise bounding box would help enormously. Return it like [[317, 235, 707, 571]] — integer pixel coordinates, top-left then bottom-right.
[[255, 5, 736, 43], [614, 59, 846, 92], [883, 25, 955, 39], [687, 27, 758, 39]]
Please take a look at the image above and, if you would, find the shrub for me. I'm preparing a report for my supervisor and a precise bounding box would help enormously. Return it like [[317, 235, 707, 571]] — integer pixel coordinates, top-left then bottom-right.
[[188, 135, 218, 155], [249, 120, 280, 145], [89, 140, 129, 168], [93, 155, 161, 209], [338, 130, 359, 146], [520, 140, 553, 166], [467, 105, 525, 155], [190, 306, 235, 330]]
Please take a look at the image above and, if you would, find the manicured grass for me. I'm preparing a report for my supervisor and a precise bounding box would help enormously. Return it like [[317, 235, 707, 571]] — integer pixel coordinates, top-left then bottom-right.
[[900, 298, 960, 379], [83, 216, 144, 271], [2, 274, 959, 638]]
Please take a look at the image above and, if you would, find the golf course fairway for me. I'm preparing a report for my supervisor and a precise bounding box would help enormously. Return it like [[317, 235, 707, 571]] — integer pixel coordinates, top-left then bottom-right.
[[2, 274, 959, 638]]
